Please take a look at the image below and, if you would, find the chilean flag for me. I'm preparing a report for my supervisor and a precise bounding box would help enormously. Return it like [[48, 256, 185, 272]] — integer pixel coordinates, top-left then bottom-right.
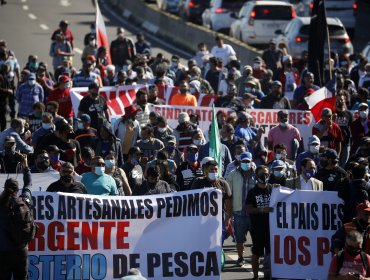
[[304, 77, 336, 122], [95, 0, 112, 64]]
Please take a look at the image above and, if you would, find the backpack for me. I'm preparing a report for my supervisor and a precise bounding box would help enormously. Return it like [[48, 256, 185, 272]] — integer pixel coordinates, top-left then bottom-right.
[[336, 249, 369, 276], [8, 197, 38, 246]]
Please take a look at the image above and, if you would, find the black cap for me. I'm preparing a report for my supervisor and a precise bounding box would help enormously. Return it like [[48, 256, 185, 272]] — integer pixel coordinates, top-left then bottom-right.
[[147, 166, 160, 178], [46, 145, 60, 153], [88, 82, 99, 90], [4, 178, 19, 191]]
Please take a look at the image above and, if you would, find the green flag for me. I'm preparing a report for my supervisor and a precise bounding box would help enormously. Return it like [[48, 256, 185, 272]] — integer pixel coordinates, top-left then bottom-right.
[[209, 105, 222, 177]]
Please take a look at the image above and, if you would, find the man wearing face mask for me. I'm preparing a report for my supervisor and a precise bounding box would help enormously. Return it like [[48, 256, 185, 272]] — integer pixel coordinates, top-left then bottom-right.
[[296, 135, 321, 172], [48, 75, 73, 122], [16, 72, 44, 118], [153, 116, 173, 143], [286, 158, 323, 191], [110, 27, 136, 71], [246, 165, 274, 280], [31, 113, 54, 147], [260, 81, 291, 109], [237, 65, 261, 97], [0, 118, 33, 154], [135, 166, 173, 196], [188, 66, 214, 95], [173, 112, 205, 152], [135, 125, 164, 162], [163, 135, 184, 168], [221, 124, 247, 162], [169, 80, 197, 107], [267, 110, 301, 160], [0, 136, 23, 173], [329, 231, 370, 279], [176, 144, 203, 191], [262, 39, 283, 79], [331, 201, 370, 255], [30, 150, 55, 174], [74, 114, 97, 149], [214, 83, 244, 109], [122, 146, 144, 194], [27, 102, 45, 133], [315, 148, 347, 192], [46, 145, 64, 172], [47, 162, 87, 193], [226, 152, 255, 266], [224, 144, 247, 178], [134, 90, 150, 127], [78, 82, 109, 129], [351, 103, 370, 155], [81, 156, 117, 195], [313, 108, 344, 155], [268, 160, 288, 186]]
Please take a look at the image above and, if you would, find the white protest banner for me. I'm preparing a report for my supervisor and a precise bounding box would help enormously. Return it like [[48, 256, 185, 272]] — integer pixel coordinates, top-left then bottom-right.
[[28, 189, 222, 279], [0, 172, 59, 192], [269, 187, 344, 279], [152, 105, 315, 145]]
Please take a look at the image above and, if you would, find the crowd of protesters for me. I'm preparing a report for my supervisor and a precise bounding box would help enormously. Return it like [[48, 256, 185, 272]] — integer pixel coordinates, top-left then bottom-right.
[[2, 18, 370, 280]]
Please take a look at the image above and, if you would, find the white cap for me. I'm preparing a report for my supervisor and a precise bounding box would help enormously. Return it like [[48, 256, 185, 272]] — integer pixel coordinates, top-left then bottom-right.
[[201, 157, 214, 167]]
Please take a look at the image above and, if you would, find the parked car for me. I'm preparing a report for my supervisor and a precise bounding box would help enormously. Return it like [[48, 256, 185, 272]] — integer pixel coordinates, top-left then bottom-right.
[[274, 17, 354, 59], [157, 0, 181, 13], [178, 0, 211, 23], [229, 1, 296, 45], [201, 0, 245, 33], [362, 41, 370, 61]]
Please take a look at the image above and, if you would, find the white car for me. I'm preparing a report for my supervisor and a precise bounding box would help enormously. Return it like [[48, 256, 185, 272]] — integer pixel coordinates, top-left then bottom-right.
[[362, 41, 370, 61], [229, 1, 296, 45], [275, 17, 354, 59], [157, 0, 181, 13], [201, 0, 245, 33]]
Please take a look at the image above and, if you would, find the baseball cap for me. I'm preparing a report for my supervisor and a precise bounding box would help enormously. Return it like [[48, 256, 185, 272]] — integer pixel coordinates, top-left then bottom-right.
[[78, 114, 91, 123], [86, 55, 96, 63], [278, 110, 289, 116], [243, 92, 257, 100], [4, 136, 15, 143], [46, 145, 61, 153], [187, 144, 199, 151], [28, 73, 36, 80], [58, 75, 70, 83], [321, 148, 338, 159], [165, 135, 176, 145], [59, 20, 69, 27], [240, 152, 252, 161], [178, 112, 190, 124], [243, 65, 253, 72], [321, 108, 333, 116], [201, 157, 214, 167], [4, 178, 19, 191], [359, 103, 369, 109], [356, 201, 370, 212], [88, 82, 99, 90], [272, 80, 282, 87], [282, 55, 292, 63], [271, 160, 286, 169], [308, 135, 320, 145]]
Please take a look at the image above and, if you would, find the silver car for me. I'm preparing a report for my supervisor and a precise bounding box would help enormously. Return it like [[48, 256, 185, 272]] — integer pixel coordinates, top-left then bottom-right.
[[275, 17, 354, 59], [202, 0, 245, 33], [157, 0, 181, 13]]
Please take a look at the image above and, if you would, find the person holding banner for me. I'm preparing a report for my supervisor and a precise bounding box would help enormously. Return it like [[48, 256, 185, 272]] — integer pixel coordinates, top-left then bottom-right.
[[246, 165, 274, 280], [328, 230, 370, 279]]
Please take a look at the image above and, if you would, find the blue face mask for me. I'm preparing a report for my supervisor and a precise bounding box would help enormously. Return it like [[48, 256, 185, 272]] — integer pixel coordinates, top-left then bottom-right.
[[240, 162, 251, 171], [273, 170, 285, 178], [187, 153, 198, 162], [165, 146, 175, 153], [305, 169, 316, 179], [50, 154, 60, 163]]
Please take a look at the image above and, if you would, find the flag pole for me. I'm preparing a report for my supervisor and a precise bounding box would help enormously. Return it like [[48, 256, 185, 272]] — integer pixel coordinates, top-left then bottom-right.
[[323, 0, 332, 81]]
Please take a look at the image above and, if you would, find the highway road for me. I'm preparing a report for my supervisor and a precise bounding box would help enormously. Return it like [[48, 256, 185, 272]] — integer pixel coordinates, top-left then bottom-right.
[[0, 0, 261, 279]]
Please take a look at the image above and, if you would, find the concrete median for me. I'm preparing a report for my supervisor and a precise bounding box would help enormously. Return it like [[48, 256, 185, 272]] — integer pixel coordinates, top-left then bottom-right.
[[106, 0, 262, 65]]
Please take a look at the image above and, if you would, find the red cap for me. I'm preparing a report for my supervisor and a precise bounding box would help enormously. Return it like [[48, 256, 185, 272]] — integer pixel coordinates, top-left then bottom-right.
[[123, 105, 140, 119], [86, 55, 96, 62], [59, 75, 70, 83], [356, 200, 370, 212]]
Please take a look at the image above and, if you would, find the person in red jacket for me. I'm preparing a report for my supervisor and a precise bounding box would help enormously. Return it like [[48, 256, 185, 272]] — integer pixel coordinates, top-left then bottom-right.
[[48, 75, 73, 123]]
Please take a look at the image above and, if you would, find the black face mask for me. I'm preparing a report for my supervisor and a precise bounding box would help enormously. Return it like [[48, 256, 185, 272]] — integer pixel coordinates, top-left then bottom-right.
[[359, 218, 369, 228], [179, 88, 187, 94], [346, 247, 361, 257], [61, 175, 73, 184], [4, 146, 15, 154], [320, 159, 329, 168], [257, 174, 269, 184], [67, 132, 75, 139], [36, 161, 49, 171]]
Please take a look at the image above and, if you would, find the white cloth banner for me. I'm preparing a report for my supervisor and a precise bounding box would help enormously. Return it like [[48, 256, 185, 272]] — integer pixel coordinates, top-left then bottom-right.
[[0, 172, 59, 192], [269, 187, 344, 279], [28, 189, 222, 279]]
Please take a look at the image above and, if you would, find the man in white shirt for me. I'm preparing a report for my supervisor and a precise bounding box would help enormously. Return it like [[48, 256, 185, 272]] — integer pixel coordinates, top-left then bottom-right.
[[211, 36, 236, 66], [285, 158, 323, 191]]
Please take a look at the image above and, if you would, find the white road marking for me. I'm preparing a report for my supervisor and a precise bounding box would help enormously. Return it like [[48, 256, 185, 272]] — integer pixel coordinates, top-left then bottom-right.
[[22, 5, 28, 10], [21, 0, 26, 2], [122, 9, 132, 19], [40, 24, 49, 30], [74, 47, 83, 55], [60, 0, 71, 7], [28, 13, 37, 20], [142, 20, 159, 34]]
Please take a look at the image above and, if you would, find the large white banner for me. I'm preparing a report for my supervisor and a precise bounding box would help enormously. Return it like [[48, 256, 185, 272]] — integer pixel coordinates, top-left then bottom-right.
[[28, 189, 222, 279], [269, 187, 344, 279], [0, 172, 59, 192]]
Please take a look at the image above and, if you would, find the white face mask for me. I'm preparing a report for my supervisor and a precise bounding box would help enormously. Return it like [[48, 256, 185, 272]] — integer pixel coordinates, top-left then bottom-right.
[[275, 153, 284, 160], [309, 145, 320, 154], [279, 122, 288, 128], [273, 170, 285, 178], [105, 159, 115, 169], [95, 166, 105, 176], [42, 123, 51, 130], [28, 79, 36, 86], [207, 172, 218, 180], [141, 139, 150, 143], [193, 139, 202, 145], [157, 127, 166, 133], [360, 110, 369, 119]]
